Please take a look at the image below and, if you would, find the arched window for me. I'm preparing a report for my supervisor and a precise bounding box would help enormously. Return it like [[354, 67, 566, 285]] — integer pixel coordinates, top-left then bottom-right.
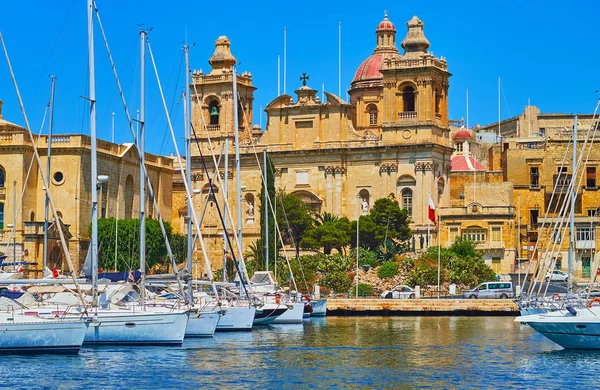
[[30, 211, 35, 222], [402, 188, 413, 217], [208, 100, 220, 126], [368, 105, 378, 126], [403, 86, 415, 112], [124, 175, 134, 219], [0, 167, 5, 188], [435, 90, 442, 115]]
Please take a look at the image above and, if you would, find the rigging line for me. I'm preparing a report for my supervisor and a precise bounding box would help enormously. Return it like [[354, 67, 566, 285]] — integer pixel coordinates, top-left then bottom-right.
[[92, 2, 185, 297], [1, 32, 84, 300], [26, 0, 76, 111], [541, 109, 600, 297], [149, 50, 183, 153], [145, 35, 221, 301], [532, 101, 600, 296], [189, 82, 253, 285], [2, 103, 50, 248], [235, 90, 301, 291], [189, 122, 250, 299], [500, 81, 512, 119], [98, 38, 138, 131]]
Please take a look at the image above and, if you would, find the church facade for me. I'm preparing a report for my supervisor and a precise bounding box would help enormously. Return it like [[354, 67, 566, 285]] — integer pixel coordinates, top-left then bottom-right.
[[175, 13, 454, 273]]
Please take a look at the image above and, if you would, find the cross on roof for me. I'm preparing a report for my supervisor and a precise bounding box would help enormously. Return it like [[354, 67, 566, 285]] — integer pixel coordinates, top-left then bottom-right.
[[300, 72, 309, 86]]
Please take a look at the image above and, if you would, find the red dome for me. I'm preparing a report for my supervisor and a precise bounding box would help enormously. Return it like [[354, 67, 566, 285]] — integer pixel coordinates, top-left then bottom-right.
[[352, 53, 384, 83], [454, 129, 472, 140], [377, 19, 395, 31]]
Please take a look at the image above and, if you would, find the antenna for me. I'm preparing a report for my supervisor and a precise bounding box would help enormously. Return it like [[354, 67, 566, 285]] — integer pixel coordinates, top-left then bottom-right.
[[497, 77, 501, 137], [277, 55, 281, 96], [338, 21, 341, 97], [466, 88, 469, 129], [283, 27, 287, 95]]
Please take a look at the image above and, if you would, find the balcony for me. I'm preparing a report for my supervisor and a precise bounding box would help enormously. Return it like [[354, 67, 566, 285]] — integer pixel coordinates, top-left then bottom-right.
[[576, 240, 595, 250], [23, 221, 45, 237], [206, 124, 220, 131], [398, 111, 417, 120], [553, 174, 572, 193]]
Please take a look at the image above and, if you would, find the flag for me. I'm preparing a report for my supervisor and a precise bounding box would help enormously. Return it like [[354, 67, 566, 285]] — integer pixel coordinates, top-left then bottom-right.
[[428, 195, 436, 223]]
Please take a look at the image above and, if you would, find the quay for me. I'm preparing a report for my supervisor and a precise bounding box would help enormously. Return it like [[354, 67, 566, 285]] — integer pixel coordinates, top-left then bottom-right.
[[326, 299, 519, 316]]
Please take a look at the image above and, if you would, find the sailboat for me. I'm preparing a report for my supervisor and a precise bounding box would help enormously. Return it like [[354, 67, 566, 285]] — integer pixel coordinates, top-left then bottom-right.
[[0, 34, 90, 354], [75, 1, 188, 345], [516, 114, 600, 349]]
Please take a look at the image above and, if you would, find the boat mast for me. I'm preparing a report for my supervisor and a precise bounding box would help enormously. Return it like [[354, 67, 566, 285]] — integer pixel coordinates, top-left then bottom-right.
[[183, 43, 193, 302], [88, 0, 99, 305], [43, 75, 56, 273], [139, 29, 147, 308], [568, 116, 577, 294], [264, 148, 269, 271], [223, 137, 229, 282], [233, 65, 245, 277]]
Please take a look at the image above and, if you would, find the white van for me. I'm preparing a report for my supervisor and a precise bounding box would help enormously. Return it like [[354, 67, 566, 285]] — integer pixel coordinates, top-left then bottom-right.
[[463, 281, 513, 299]]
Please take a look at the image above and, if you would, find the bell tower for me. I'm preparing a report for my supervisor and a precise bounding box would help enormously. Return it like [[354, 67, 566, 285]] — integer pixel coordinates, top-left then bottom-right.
[[380, 16, 451, 129], [190, 36, 256, 156]]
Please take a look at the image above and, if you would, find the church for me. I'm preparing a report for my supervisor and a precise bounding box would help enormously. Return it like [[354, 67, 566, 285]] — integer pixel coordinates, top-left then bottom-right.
[[174, 12, 455, 269]]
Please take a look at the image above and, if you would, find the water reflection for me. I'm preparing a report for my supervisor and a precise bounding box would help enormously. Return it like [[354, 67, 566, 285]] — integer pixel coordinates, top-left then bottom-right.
[[2, 316, 600, 388]]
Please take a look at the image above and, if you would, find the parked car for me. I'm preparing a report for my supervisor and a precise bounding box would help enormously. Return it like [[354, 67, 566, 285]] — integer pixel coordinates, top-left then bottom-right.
[[544, 270, 569, 282], [381, 285, 416, 299], [463, 281, 513, 299]]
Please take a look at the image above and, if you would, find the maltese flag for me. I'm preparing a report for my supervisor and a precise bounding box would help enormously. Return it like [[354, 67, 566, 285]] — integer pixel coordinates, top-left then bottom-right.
[[428, 195, 436, 223]]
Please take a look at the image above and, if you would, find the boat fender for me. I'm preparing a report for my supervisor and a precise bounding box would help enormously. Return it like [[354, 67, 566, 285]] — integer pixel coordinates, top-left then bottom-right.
[[275, 295, 281, 304], [566, 305, 577, 316], [589, 298, 600, 308]]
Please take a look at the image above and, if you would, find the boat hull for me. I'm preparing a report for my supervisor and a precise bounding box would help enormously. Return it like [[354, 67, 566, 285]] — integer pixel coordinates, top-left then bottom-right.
[[84, 310, 188, 345], [522, 317, 600, 349], [215, 306, 256, 332], [272, 303, 304, 324], [253, 305, 287, 326], [185, 311, 220, 337], [309, 299, 327, 316], [0, 316, 88, 354]]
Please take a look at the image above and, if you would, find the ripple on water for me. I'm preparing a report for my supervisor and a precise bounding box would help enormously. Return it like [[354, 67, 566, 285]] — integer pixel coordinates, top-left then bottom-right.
[[1, 316, 599, 388]]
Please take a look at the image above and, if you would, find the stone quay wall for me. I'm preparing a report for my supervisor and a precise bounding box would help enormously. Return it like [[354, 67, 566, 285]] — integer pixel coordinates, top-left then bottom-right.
[[326, 298, 519, 316]]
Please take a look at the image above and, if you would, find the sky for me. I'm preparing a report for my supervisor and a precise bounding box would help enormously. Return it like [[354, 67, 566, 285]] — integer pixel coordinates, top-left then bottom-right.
[[1, 0, 599, 156]]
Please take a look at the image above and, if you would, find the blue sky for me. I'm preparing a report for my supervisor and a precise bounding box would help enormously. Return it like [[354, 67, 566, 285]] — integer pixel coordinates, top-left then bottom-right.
[[1, 0, 599, 155]]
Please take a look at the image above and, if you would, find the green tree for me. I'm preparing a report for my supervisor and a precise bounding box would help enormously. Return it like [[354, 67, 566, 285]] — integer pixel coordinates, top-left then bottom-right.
[[351, 197, 412, 250], [275, 191, 314, 258], [93, 218, 174, 273], [259, 157, 276, 271], [300, 213, 352, 255]]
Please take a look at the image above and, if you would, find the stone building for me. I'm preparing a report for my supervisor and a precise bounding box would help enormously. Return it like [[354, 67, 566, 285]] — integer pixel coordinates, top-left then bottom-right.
[[175, 13, 454, 274], [438, 128, 516, 274], [478, 106, 600, 280], [0, 101, 173, 275]]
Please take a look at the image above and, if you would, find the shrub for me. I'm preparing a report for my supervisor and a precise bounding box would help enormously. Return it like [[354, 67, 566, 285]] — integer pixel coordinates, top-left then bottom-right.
[[377, 261, 399, 279], [319, 271, 352, 293], [357, 283, 374, 297], [406, 263, 440, 287]]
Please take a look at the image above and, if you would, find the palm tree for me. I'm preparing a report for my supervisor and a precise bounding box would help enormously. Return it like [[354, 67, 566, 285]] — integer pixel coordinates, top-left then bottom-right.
[[315, 212, 340, 226]]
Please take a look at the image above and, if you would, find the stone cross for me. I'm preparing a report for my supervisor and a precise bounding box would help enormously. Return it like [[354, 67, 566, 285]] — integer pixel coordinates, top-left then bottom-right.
[[300, 73, 309, 86]]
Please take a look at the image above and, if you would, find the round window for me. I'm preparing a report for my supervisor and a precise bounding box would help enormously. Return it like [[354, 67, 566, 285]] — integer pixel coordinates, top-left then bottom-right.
[[52, 171, 64, 185]]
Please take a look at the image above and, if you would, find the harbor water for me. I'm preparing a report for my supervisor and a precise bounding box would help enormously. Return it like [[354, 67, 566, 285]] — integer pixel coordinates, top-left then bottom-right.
[[2, 316, 599, 388]]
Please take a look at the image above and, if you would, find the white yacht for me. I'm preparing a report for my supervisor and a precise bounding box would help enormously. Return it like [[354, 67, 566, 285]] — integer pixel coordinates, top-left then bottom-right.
[[516, 305, 600, 349], [0, 310, 89, 354]]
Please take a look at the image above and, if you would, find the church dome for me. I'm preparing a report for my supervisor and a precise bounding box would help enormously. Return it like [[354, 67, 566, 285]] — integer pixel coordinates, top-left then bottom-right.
[[351, 11, 399, 86], [454, 129, 472, 140]]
